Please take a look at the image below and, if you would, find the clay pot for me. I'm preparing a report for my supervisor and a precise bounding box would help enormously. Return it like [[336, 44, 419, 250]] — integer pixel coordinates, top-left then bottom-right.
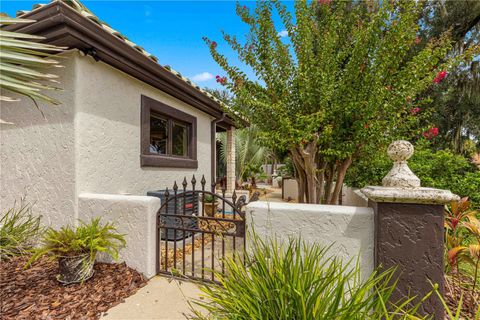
[[203, 202, 218, 217], [57, 253, 95, 285]]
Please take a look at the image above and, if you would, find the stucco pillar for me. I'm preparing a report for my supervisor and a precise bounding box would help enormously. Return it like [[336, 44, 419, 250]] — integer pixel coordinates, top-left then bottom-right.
[[226, 127, 236, 192], [361, 140, 458, 319]]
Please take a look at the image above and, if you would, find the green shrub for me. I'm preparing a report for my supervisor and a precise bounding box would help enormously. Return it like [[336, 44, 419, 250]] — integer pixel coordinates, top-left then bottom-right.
[[191, 234, 479, 319], [192, 235, 430, 319], [27, 217, 126, 266], [0, 202, 43, 259]]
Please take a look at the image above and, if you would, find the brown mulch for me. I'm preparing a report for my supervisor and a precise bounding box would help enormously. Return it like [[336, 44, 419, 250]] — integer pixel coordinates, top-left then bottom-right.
[[445, 274, 479, 318], [0, 255, 147, 320]]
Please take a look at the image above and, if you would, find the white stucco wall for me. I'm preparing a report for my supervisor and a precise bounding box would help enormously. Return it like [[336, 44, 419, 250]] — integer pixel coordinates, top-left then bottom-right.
[[78, 193, 160, 278], [0, 51, 77, 228], [342, 186, 369, 207], [1, 50, 213, 230], [246, 201, 374, 279], [282, 178, 299, 201], [74, 53, 213, 197]]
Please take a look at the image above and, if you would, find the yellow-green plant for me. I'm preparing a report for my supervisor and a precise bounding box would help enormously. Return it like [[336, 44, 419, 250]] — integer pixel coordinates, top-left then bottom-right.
[[26, 218, 126, 267], [0, 202, 43, 259], [0, 15, 63, 122], [190, 233, 479, 319], [192, 234, 430, 319]]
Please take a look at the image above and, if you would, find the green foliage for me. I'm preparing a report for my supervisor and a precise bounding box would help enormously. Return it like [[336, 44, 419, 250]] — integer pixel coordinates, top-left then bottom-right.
[[191, 233, 479, 319], [419, 1, 480, 153], [217, 125, 272, 184], [193, 234, 425, 319], [0, 15, 64, 122], [277, 157, 295, 177], [0, 202, 43, 259], [27, 218, 126, 267], [345, 141, 480, 206], [205, 0, 478, 203], [203, 194, 215, 203]]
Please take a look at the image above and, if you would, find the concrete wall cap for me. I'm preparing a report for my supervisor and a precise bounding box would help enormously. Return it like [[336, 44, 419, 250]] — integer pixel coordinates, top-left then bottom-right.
[[360, 186, 460, 204], [79, 193, 161, 205], [246, 201, 373, 215]]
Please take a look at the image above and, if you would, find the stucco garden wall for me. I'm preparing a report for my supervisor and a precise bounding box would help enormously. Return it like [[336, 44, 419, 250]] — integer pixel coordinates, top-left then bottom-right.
[[74, 52, 213, 198], [0, 51, 77, 229], [246, 201, 374, 279], [78, 193, 160, 278]]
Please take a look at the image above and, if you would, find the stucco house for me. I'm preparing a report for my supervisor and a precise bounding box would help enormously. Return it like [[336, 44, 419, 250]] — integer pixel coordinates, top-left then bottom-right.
[[1, 0, 238, 229]]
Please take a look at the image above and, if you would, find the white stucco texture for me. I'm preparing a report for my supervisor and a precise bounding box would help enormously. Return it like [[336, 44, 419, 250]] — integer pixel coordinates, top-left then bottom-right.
[[78, 193, 160, 278], [1, 51, 77, 229], [74, 53, 212, 196], [246, 201, 374, 279], [1, 50, 213, 230]]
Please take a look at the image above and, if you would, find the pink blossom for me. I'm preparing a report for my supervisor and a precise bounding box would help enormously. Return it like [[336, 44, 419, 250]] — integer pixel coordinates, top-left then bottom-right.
[[433, 70, 447, 83], [211, 41, 217, 49], [414, 36, 421, 44], [410, 107, 421, 115], [423, 127, 439, 139], [318, 0, 332, 5], [216, 76, 227, 85]]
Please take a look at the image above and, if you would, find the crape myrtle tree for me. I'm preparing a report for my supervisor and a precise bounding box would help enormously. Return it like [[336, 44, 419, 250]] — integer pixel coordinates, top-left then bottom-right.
[[204, 0, 477, 204]]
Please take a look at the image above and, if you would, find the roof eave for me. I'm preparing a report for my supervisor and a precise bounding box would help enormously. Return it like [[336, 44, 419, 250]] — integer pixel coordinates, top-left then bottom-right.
[[5, 1, 238, 127]]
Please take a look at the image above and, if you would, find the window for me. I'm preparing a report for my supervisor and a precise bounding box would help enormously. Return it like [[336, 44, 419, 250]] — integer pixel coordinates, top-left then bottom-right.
[[141, 95, 197, 168]]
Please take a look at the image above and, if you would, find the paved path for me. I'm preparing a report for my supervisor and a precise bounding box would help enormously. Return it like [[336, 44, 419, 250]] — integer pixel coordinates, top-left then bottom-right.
[[101, 276, 206, 320]]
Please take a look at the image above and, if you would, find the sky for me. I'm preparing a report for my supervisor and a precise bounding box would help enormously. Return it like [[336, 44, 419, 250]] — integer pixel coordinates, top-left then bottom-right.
[[1, 0, 295, 90]]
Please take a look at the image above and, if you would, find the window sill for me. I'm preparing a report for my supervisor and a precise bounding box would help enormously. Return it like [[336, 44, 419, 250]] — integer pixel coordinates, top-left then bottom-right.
[[140, 154, 198, 169]]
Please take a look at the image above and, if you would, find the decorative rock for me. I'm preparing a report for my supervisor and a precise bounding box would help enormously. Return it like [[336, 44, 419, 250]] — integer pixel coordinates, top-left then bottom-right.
[[382, 140, 420, 188]]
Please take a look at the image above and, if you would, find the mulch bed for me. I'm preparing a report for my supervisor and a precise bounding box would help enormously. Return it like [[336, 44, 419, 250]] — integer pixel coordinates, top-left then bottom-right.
[[445, 274, 479, 318], [0, 255, 147, 319]]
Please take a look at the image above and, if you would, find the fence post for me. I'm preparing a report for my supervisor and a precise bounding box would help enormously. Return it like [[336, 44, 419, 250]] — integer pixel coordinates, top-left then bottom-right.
[[361, 140, 458, 318]]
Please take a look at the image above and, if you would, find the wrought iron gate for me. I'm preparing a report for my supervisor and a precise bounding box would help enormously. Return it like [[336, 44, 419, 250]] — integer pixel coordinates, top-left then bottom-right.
[[155, 175, 251, 282]]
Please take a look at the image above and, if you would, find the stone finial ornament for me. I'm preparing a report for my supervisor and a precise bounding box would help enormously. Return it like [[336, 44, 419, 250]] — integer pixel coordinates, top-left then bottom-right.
[[382, 140, 421, 188]]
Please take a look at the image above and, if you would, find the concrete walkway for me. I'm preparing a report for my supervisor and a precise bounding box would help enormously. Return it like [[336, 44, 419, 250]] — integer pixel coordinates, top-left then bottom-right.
[[101, 276, 206, 320]]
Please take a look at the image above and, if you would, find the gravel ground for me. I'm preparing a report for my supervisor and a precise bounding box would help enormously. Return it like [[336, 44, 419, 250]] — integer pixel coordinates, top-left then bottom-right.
[[0, 255, 147, 319]]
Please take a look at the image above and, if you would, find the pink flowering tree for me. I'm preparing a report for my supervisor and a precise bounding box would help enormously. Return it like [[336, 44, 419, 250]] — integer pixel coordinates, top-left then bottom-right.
[[205, 0, 478, 204]]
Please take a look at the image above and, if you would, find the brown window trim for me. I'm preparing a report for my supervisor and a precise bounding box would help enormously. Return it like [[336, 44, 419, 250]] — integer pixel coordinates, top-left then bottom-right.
[[141, 95, 198, 168]]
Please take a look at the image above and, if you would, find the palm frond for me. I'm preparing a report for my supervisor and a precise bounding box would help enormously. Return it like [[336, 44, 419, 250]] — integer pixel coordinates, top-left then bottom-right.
[[0, 15, 64, 121]]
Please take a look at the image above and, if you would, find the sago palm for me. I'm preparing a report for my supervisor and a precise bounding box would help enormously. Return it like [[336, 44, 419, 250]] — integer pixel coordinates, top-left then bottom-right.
[[0, 15, 64, 123]]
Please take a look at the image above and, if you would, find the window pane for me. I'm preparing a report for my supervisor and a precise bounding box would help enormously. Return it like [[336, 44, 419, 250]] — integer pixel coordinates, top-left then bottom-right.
[[150, 114, 168, 155], [172, 121, 188, 157]]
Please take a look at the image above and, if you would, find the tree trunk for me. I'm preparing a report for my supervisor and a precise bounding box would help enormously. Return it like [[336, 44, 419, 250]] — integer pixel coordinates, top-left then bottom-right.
[[324, 163, 335, 203], [328, 157, 352, 205], [291, 150, 306, 203], [316, 161, 327, 204], [290, 137, 319, 204]]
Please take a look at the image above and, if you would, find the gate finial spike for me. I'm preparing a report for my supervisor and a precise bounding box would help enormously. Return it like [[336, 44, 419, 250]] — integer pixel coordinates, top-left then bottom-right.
[[173, 181, 178, 193], [232, 190, 237, 204], [191, 175, 197, 186], [201, 175, 206, 191], [164, 187, 169, 199], [182, 177, 188, 190]]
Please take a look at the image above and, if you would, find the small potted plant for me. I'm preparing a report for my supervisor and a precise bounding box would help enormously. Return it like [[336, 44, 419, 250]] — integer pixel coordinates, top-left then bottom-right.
[[26, 218, 126, 284], [203, 194, 218, 217]]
